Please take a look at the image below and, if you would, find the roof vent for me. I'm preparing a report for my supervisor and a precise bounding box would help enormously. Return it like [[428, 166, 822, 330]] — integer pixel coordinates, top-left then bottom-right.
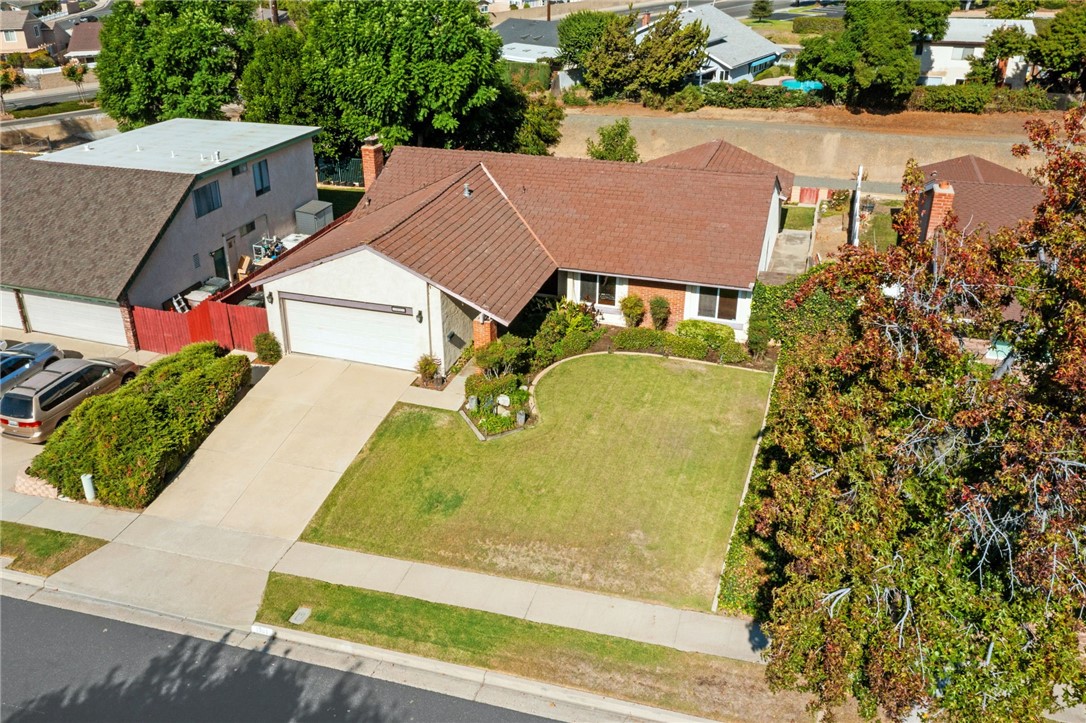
[[135, 144, 142, 152], [463, 183, 472, 198], [83, 145, 91, 151], [170, 150, 176, 158], [213, 150, 222, 163], [200, 153, 206, 162]]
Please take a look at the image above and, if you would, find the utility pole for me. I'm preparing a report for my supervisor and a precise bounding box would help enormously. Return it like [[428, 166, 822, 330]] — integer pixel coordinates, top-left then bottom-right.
[[269, 0, 280, 25], [546, 0, 551, 22]]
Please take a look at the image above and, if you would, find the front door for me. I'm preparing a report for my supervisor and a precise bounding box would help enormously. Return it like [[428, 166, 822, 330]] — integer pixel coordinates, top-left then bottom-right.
[[211, 247, 229, 280]]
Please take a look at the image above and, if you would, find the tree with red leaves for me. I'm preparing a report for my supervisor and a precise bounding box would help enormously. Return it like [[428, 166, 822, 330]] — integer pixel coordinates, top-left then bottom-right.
[[755, 108, 1086, 721]]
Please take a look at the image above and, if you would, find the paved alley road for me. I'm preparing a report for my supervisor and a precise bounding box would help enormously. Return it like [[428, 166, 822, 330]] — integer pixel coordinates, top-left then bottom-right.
[[0, 597, 553, 723]]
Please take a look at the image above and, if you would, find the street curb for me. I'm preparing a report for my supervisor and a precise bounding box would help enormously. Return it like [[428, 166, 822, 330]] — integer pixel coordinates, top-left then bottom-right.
[[257, 623, 716, 723], [0, 568, 47, 587]]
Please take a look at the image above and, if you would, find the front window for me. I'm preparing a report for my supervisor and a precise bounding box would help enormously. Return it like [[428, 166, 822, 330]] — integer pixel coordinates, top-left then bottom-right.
[[579, 273, 616, 306], [193, 181, 222, 218], [698, 287, 739, 321], [253, 159, 270, 196], [2, 31, 15, 42], [951, 47, 976, 61]]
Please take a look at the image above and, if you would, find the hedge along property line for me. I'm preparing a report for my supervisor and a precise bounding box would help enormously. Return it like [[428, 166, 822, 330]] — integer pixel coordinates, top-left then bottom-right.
[[27, 343, 251, 508]]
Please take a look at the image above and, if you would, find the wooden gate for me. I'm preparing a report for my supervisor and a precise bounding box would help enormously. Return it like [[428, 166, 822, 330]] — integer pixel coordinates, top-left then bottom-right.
[[132, 301, 269, 354]]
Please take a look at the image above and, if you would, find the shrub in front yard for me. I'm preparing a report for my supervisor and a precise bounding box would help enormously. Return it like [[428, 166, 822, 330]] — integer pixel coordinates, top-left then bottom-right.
[[465, 373, 520, 401], [718, 341, 750, 364], [613, 327, 667, 351], [28, 343, 250, 508], [253, 332, 282, 364], [475, 334, 529, 378], [649, 296, 670, 330], [464, 373, 526, 436], [620, 294, 645, 328], [530, 299, 601, 370], [663, 335, 710, 360], [675, 319, 735, 351], [415, 354, 440, 385]]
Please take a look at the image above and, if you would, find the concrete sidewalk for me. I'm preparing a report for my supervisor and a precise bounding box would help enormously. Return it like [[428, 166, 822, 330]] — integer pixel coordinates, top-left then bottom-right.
[[274, 542, 768, 663], [397, 361, 472, 411]]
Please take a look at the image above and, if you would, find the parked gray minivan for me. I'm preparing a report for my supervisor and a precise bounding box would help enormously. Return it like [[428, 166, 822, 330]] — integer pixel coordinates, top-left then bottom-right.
[[0, 358, 138, 443]]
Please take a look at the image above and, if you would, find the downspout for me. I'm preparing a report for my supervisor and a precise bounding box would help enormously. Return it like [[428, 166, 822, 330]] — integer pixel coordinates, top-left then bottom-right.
[[426, 283, 434, 358]]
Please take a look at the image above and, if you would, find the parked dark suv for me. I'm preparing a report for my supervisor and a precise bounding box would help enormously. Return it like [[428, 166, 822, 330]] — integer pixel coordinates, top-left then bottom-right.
[[0, 358, 138, 443]]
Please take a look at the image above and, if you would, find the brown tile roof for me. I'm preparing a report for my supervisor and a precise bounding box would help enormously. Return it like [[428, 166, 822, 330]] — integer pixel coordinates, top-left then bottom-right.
[[647, 139, 795, 197], [921, 156, 1041, 235], [264, 146, 780, 323], [1, 154, 194, 301], [65, 22, 101, 54]]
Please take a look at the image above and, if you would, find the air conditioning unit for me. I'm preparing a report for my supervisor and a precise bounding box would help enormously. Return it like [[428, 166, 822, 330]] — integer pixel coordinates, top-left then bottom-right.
[[295, 199, 334, 235], [280, 233, 309, 251]]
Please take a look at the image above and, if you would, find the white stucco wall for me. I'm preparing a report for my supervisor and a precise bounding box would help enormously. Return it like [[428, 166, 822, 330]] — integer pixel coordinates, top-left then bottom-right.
[[126, 139, 318, 309], [758, 185, 782, 273], [263, 248, 431, 354], [920, 44, 1030, 89], [682, 286, 752, 340]]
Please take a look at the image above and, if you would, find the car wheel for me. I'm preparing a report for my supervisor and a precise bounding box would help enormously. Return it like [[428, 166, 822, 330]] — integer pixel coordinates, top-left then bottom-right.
[[121, 373, 135, 385]]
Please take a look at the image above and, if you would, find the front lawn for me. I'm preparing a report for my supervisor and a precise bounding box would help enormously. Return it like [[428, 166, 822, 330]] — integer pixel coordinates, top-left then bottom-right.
[[304, 354, 772, 609], [782, 205, 815, 231], [0, 522, 106, 576], [10, 100, 95, 119], [317, 186, 365, 218], [258, 572, 818, 722]]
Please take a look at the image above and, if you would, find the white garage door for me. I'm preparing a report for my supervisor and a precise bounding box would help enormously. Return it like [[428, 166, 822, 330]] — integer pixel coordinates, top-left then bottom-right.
[[284, 299, 420, 370], [1, 290, 22, 330], [22, 293, 128, 347]]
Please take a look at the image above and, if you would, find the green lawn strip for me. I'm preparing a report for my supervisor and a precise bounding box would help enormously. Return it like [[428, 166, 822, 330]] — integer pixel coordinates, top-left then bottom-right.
[[860, 211, 897, 251], [782, 206, 815, 231], [304, 355, 771, 609], [259, 572, 815, 722], [10, 100, 96, 119], [0, 521, 106, 576], [317, 186, 365, 218]]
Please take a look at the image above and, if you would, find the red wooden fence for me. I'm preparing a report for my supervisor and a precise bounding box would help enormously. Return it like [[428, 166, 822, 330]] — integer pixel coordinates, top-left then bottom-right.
[[133, 301, 269, 355]]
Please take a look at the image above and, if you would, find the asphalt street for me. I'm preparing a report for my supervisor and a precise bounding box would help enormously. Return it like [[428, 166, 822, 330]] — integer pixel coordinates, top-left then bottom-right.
[[0, 597, 554, 723]]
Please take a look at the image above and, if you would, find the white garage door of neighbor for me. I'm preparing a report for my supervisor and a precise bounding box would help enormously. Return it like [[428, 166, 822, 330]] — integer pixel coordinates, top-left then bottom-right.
[[21, 293, 128, 347], [284, 299, 419, 370], [1, 290, 21, 330]]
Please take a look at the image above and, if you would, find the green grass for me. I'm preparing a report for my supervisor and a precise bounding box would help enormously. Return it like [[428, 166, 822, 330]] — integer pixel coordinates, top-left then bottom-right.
[[860, 211, 898, 252], [304, 354, 772, 609], [0, 521, 106, 576], [259, 572, 813, 721], [10, 100, 95, 119], [782, 205, 816, 231], [317, 187, 365, 219], [741, 18, 793, 32], [501, 59, 552, 91]]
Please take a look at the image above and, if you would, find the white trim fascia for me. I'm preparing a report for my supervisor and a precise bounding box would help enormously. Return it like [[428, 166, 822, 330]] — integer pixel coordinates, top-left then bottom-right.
[[561, 267, 755, 292]]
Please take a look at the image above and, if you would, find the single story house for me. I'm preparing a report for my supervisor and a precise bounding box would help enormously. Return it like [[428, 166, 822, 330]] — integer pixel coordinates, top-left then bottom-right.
[[1, 119, 321, 346], [636, 5, 785, 84], [252, 139, 793, 373], [494, 17, 559, 64], [918, 154, 1041, 241], [918, 18, 1035, 88], [62, 19, 98, 60], [0, 9, 43, 55]]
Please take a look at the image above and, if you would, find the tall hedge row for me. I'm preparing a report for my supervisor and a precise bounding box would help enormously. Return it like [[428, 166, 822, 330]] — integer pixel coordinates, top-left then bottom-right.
[[701, 82, 822, 109], [750, 265, 856, 349], [28, 343, 250, 508], [907, 84, 1054, 114]]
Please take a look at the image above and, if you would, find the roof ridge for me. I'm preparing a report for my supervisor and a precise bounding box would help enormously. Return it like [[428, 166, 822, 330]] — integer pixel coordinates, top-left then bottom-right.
[[364, 164, 480, 247], [479, 161, 560, 268]]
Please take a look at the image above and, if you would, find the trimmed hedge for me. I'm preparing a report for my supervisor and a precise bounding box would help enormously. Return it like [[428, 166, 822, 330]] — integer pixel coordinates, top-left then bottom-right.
[[28, 343, 250, 508], [675, 319, 735, 351], [702, 82, 822, 109], [663, 335, 710, 360], [908, 84, 1055, 114], [465, 373, 520, 401], [988, 86, 1054, 112], [792, 16, 844, 34], [612, 327, 667, 351], [254, 332, 282, 364]]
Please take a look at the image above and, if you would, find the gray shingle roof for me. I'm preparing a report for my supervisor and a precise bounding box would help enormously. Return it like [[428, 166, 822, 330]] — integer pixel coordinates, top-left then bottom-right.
[[1, 155, 195, 301], [644, 5, 783, 70], [494, 18, 560, 49], [0, 9, 29, 31]]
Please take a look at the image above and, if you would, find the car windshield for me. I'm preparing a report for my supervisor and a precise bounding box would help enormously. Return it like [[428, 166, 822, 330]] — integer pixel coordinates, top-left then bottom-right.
[[0, 355, 31, 376], [0, 393, 33, 419]]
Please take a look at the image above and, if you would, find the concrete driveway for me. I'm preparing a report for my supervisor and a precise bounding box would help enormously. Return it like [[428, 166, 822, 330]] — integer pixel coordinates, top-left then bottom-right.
[[144, 355, 414, 540]]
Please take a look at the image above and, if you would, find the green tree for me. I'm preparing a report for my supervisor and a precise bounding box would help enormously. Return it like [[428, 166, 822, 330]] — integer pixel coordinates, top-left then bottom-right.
[[1030, 4, 1086, 91], [749, 0, 774, 23], [302, 0, 505, 155], [987, 0, 1038, 19], [586, 117, 639, 162], [97, 0, 256, 130], [634, 9, 708, 96], [239, 24, 315, 126], [60, 59, 88, 103], [556, 10, 613, 67], [580, 13, 638, 98], [966, 24, 1034, 84], [0, 66, 24, 115], [514, 92, 565, 155]]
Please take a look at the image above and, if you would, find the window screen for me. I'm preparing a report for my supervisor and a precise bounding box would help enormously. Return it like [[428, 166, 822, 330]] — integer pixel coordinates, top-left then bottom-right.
[[193, 181, 222, 218]]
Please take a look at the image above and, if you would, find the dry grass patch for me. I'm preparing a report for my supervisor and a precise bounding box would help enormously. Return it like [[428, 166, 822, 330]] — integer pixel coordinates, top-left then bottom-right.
[[0, 521, 106, 576]]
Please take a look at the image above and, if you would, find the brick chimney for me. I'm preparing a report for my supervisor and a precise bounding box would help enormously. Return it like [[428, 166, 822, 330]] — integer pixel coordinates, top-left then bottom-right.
[[360, 136, 385, 190], [923, 180, 955, 239], [641, 12, 651, 27], [472, 315, 498, 350]]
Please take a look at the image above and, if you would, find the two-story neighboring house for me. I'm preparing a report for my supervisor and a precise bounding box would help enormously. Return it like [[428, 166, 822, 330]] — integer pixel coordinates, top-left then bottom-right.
[[918, 18, 1035, 88], [0, 9, 44, 56], [1, 119, 322, 346]]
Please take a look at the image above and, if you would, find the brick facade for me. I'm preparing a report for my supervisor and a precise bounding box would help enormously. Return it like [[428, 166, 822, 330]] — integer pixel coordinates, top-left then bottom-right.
[[626, 280, 686, 331], [473, 317, 498, 349], [119, 294, 139, 350], [923, 181, 955, 239]]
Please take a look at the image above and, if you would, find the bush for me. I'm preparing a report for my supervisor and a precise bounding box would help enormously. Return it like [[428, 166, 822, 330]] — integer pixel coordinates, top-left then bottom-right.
[[562, 86, 591, 106], [664, 84, 705, 113], [475, 413, 516, 435], [663, 335, 710, 360], [649, 296, 670, 330], [553, 328, 597, 359], [641, 89, 666, 109], [792, 16, 845, 34], [416, 353, 440, 384], [475, 334, 529, 378], [718, 341, 750, 364], [465, 373, 520, 402], [907, 84, 993, 114], [531, 298, 600, 370], [702, 81, 822, 109], [750, 264, 856, 349], [675, 319, 736, 352], [253, 331, 282, 364], [988, 86, 1054, 112], [612, 327, 667, 350], [28, 344, 250, 508], [746, 317, 771, 358], [620, 294, 645, 328]]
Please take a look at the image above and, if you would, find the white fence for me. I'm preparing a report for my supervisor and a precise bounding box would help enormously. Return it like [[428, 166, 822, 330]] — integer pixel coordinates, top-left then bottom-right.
[[22, 62, 97, 77]]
